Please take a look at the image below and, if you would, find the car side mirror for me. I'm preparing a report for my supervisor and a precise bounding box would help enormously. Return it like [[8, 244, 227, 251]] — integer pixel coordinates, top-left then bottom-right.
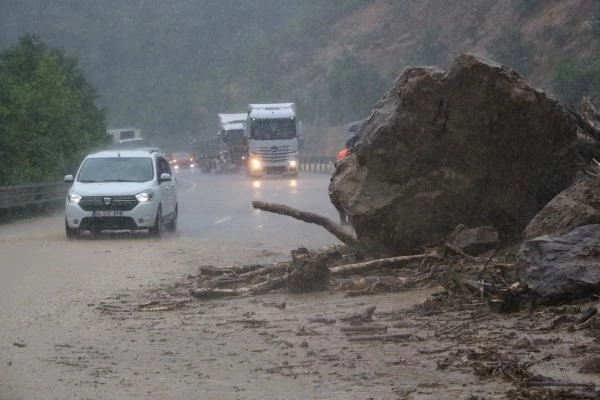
[[64, 174, 74, 183], [159, 173, 172, 182]]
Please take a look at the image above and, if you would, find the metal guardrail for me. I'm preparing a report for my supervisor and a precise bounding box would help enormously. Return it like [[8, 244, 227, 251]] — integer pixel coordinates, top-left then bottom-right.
[[0, 181, 66, 210], [299, 156, 336, 174], [0, 156, 335, 211]]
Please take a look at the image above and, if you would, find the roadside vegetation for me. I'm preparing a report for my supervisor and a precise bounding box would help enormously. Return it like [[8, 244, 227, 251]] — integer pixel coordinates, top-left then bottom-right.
[[0, 35, 106, 186]]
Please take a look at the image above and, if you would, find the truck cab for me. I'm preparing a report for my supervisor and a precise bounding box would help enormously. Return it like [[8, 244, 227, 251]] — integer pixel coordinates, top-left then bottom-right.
[[245, 103, 299, 177]]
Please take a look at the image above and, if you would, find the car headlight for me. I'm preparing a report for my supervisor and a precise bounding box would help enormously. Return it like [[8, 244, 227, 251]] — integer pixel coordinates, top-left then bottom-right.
[[250, 158, 262, 170], [135, 190, 154, 202], [68, 192, 82, 204], [289, 159, 297, 168]]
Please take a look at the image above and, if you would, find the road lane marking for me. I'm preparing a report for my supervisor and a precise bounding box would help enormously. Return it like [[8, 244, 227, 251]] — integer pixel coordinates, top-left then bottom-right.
[[214, 216, 233, 225]]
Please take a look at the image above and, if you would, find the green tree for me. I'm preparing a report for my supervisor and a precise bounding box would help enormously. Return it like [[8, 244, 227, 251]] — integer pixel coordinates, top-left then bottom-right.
[[0, 34, 106, 185]]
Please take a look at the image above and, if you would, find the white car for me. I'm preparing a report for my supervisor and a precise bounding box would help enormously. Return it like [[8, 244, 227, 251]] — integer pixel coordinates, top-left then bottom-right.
[[64, 149, 177, 238]]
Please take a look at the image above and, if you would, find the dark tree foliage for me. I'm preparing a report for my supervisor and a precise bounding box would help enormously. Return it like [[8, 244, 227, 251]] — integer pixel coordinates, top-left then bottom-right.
[[0, 34, 106, 185]]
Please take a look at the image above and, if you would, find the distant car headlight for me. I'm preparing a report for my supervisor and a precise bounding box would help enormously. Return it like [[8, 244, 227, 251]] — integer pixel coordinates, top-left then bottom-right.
[[250, 158, 262, 170], [135, 190, 154, 202], [289, 159, 297, 168], [68, 192, 82, 204]]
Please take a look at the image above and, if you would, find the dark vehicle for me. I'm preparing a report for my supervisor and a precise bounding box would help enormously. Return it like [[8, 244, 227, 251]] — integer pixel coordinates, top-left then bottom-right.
[[168, 152, 195, 169], [218, 113, 249, 168]]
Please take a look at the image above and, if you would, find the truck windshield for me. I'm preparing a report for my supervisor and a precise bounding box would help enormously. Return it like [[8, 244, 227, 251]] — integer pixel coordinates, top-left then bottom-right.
[[223, 129, 245, 141], [77, 157, 154, 183], [250, 119, 296, 140]]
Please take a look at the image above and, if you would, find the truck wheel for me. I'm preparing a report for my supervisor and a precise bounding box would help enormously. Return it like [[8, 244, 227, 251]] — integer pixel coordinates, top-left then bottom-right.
[[149, 206, 162, 238]]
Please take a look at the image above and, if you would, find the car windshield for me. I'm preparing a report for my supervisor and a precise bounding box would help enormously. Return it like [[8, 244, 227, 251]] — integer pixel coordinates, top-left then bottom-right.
[[77, 157, 154, 183], [250, 118, 296, 140]]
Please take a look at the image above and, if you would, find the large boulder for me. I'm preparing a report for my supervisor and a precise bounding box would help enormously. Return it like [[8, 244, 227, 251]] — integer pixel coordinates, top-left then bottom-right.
[[518, 224, 600, 305], [330, 53, 578, 256]]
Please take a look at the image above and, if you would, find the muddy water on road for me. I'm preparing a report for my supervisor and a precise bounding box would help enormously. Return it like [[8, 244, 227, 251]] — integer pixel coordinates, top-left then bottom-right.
[[0, 214, 459, 400], [2, 214, 598, 399]]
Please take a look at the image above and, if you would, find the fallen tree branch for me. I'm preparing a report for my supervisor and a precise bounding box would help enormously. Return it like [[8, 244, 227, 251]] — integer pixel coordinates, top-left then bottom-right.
[[199, 264, 266, 276], [191, 276, 287, 299], [252, 201, 363, 250], [329, 254, 441, 276], [239, 262, 290, 280]]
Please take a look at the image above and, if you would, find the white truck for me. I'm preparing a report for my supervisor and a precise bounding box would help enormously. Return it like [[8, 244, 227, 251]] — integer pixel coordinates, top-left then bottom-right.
[[218, 113, 248, 168], [245, 103, 300, 177], [106, 127, 145, 147]]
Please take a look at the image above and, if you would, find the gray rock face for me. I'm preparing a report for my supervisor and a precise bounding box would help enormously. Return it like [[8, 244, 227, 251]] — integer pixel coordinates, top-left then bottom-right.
[[329, 53, 577, 256], [524, 175, 600, 240], [518, 225, 600, 305]]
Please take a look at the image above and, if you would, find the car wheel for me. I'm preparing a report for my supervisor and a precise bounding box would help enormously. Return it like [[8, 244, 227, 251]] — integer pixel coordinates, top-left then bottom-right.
[[65, 219, 80, 239], [165, 204, 177, 233], [148, 206, 162, 237]]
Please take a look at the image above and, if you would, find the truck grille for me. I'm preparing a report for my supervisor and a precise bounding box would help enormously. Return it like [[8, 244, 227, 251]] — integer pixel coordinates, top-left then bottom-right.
[[79, 196, 138, 211], [254, 145, 294, 163]]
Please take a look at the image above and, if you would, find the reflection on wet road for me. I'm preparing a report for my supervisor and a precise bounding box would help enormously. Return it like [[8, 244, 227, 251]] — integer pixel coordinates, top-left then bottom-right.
[[173, 169, 341, 249]]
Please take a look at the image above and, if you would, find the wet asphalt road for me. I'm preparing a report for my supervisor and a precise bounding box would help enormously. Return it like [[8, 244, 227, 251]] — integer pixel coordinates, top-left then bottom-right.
[[174, 169, 341, 248], [0, 170, 346, 400]]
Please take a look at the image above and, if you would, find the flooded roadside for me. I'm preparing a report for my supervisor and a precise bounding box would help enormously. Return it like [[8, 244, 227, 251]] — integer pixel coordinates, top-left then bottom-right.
[[1, 215, 599, 399]]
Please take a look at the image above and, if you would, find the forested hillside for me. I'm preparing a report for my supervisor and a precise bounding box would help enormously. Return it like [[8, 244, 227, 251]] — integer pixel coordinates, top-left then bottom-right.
[[2, 0, 600, 154]]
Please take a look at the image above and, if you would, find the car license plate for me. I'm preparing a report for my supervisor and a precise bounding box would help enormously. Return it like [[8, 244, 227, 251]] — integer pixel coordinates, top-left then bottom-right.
[[92, 210, 123, 217]]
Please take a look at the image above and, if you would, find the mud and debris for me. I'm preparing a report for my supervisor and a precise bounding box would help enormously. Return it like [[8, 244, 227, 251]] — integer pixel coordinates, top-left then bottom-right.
[[86, 242, 600, 399]]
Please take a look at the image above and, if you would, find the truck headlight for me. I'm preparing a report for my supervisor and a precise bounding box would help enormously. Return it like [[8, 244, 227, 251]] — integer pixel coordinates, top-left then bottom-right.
[[250, 158, 262, 170], [68, 192, 82, 204], [289, 160, 297, 168], [135, 190, 154, 202]]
